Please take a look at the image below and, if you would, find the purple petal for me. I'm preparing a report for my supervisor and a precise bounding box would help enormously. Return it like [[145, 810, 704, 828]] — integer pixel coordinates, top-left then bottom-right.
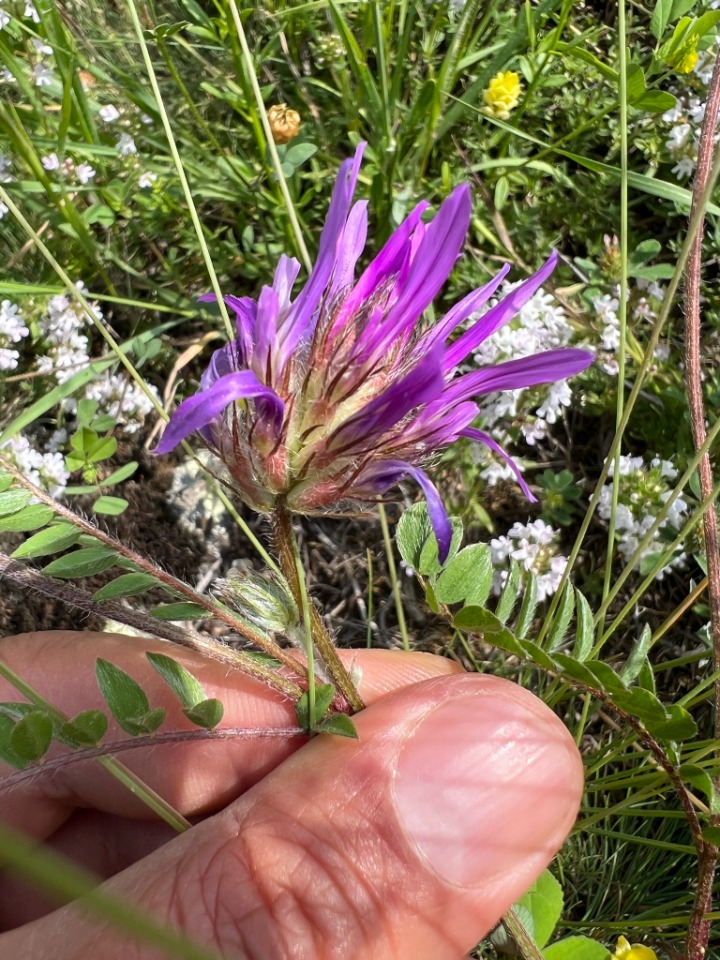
[[328, 347, 444, 453], [336, 200, 430, 327], [372, 185, 472, 352], [273, 255, 302, 317], [461, 427, 537, 502], [200, 341, 241, 390], [251, 286, 280, 383], [443, 251, 559, 371], [415, 263, 511, 358], [199, 292, 255, 363], [446, 348, 594, 404], [404, 400, 479, 450], [278, 144, 366, 365], [359, 460, 453, 563], [328, 200, 368, 297], [154, 370, 284, 455]]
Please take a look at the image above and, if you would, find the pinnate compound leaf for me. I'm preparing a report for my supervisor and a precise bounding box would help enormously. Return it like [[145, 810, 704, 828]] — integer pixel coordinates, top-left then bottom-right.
[[43, 546, 118, 579], [146, 652, 205, 711], [92, 496, 129, 516], [584, 661, 628, 696], [434, 544, 492, 605], [0, 489, 32, 516], [516, 869, 563, 949], [96, 658, 166, 736], [184, 699, 224, 731], [93, 573, 161, 602], [11, 522, 81, 559], [0, 504, 54, 533], [0, 473, 12, 493], [10, 710, 53, 764], [545, 585, 575, 652], [573, 591, 594, 661], [518, 639, 557, 671], [542, 936, 611, 960], [316, 714, 359, 739], [58, 710, 109, 748], [150, 602, 210, 621]]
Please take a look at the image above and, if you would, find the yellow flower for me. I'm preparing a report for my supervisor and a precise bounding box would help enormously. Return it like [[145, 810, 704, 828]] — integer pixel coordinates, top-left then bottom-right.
[[482, 70, 523, 120], [674, 47, 699, 73], [612, 935, 658, 960], [267, 103, 301, 145]]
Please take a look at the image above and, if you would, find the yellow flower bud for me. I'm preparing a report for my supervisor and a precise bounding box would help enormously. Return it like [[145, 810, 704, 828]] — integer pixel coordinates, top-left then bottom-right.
[[267, 103, 301, 145], [482, 70, 523, 121], [612, 935, 658, 960]]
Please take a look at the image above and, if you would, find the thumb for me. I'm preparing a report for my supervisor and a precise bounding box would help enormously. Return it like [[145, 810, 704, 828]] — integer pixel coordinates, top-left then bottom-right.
[[3, 673, 582, 960]]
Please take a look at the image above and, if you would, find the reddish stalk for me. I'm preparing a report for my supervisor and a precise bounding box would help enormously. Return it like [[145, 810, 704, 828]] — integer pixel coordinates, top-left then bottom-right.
[[683, 49, 720, 960]]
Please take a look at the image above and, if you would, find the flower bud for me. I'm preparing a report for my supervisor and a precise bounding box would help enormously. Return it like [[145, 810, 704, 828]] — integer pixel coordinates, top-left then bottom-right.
[[214, 564, 298, 634]]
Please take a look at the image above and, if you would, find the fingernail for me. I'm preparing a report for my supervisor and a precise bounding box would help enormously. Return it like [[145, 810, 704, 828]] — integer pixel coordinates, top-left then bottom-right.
[[393, 682, 581, 888]]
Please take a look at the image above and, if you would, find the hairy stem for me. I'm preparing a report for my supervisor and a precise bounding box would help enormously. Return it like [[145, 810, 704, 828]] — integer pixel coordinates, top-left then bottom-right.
[[684, 47, 720, 960], [0, 725, 304, 793], [272, 500, 365, 713], [0, 553, 303, 701], [0, 454, 306, 683]]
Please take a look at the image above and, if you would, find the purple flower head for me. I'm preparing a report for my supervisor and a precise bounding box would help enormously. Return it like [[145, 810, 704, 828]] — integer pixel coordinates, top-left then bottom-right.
[[155, 144, 593, 561]]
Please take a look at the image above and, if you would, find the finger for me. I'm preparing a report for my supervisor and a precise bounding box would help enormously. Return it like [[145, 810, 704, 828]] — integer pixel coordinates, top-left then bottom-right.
[[0, 630, 460, 836], [1, 672, 583, 960]]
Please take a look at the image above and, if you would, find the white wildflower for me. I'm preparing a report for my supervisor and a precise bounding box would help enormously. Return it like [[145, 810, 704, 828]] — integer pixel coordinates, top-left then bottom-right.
[[41, 152, 60, 171], [115, 133, 137, 157], [75, 162, 96, 184], [138, 171, 157, 189], [99, 104, 120, 123], [31, 63, 55, 87]]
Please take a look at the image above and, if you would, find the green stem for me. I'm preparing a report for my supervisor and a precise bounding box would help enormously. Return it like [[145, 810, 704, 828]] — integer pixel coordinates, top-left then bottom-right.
[[272, 501, 365, 713], [125, 0, 234, 341], [0, 658, 191, 833], [536, 139, 720, 649], [599, 0, 630, 639], [226, 0, 312, 272], [379, 504, 410, 652]]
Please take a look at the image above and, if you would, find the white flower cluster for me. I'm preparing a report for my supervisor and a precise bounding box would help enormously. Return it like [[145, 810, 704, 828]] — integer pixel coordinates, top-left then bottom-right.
[[0, 299, 29, 371], [662, 48, 719, 180], [36, 292, 92, 383], [84, 373, 159, 435], [489, 518, 568, 602], [1, 433, 68, 498], [33, 289, 159, 432], [41, 152, 96, 185], [592, 280, 667, 375], [465, 283, 588, 486], [598, 454, 688, 577]]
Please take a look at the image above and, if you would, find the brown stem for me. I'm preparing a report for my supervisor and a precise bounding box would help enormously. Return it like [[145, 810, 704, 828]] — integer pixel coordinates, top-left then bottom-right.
[[0, 553, 303, 701], [0, 454, 306, 684], [0, 725, 305, 793], [684, 48, 720, 960], [272, 500, 365, 713]]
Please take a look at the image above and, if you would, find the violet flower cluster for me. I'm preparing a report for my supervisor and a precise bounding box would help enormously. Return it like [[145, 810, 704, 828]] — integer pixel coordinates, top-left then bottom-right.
[[156, 144, 593, 560]]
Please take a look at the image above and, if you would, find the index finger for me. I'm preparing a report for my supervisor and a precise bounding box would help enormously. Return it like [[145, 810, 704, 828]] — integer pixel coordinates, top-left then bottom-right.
[[0, 630, 461, 840]]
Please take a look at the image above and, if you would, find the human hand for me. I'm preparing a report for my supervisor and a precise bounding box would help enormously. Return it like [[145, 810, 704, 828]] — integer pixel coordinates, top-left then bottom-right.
[[0, 630, 582, 959]]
